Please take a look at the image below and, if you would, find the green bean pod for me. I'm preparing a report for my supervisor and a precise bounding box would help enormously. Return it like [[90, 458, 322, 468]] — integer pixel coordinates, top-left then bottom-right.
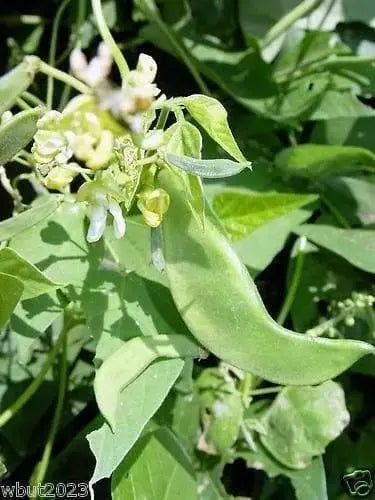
[[0, 107, 43, 165], [0, 58, 39, 116], [159, 169, 374, 385]]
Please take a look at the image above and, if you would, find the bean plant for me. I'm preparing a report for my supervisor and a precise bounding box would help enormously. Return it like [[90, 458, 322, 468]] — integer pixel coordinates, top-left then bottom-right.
[[0, 0, 374, 498]]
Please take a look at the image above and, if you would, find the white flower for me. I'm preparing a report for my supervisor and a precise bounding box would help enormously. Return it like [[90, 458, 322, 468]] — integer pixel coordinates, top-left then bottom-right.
[[1, 110, 13, 125], [32, 111, 76, 171], [70, 42, 112, 88], [139, 129, 163, 150], [77, 181, 126, 242], [96, 53, 161, 132], [86, 191, 126, 243], [136, 54, 157, 83]]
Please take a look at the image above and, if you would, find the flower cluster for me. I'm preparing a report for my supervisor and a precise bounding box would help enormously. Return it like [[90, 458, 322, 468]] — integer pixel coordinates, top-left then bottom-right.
[[31, 111, 78, 190], [70, 43, 163, 133], [31, 44, 169, 243]]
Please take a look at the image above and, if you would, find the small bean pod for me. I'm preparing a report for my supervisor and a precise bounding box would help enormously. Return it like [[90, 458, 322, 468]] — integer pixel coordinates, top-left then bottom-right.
[[0, 107, 43, 165], [159, 169, 374, 386], [0, 59, 38, 116]]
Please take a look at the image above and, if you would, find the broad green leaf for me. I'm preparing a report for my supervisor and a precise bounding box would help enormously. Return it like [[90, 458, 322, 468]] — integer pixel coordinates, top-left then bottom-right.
[[104, 216, 167, 285], [234, 207, 314, 276], [111, 428, 197, 500], [10, 202, 104, 285], [275, 144, 375, 178], [0, 248, 61, 299], [187, 0, 237, 41], [308, 89, 375, 121], [260, 381, 349, 469], [290, 244, 369, 332], [164, 121, 205, 227], [212, 190, 317, 241], [294, 224, 375, 273], [155, 390, 200, 456], [11, 291, 62, 362], [238, 0, 300, 58], [0, 334, 57, 460], [183, 94, 246, 162], [311, 116, 375, 151], [290, 457, 328, 500], [94, 335, 199, 430], [0, 196, 62, 242], [198, 463, 231, 500], [87, 358, 184, 485], [241, 445, 328, 500], [0, 59, 38, 116], [141, 24, 278, 119], [0, 272, 23, 329], [80, 271, 172, 362], [164, 121, 202, 158], [274, 31, 349, 78], [318, 176, 375, 226], [166, 153, 251, 178], [0, 107, 42, 165]]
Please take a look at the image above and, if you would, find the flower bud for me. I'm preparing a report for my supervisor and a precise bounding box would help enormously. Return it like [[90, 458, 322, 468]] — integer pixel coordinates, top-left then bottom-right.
[[137, 188, 170, 227], [136, 54, 158, 83], [70, 42, 112, 87], [86, 130, 114, 170], [70, 48, 88, 82], [1, 111, 13, 125], [44, 166, 76, 190], [140, 130, 163, 151]]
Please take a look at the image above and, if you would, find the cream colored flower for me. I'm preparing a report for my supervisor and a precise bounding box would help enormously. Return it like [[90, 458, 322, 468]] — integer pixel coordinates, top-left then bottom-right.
[[70, 42, 112, 88]]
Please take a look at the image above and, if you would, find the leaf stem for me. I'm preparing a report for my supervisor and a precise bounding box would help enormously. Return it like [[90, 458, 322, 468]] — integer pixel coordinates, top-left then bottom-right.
[[21, 91, 46, 108], [156, 108, 170, 130], [261, 0, 324, 48], [91, 0, 130, 85], [0, 323, 68, 428], [47, 0, 72, 108], [307, 311, 347, 337], [277, 236, 307, 325], [249, 386, 282, 396], [31, 331, 68, 490], [16, 98, 32, 110], [320, 194, 351, 229], [38, 60, 90, 94]]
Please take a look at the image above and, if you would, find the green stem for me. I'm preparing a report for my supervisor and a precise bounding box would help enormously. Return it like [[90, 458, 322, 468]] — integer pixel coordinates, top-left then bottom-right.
[[0, 166, 24, 212], [59, 81, 73, 111], [57, 0, 87, 64], [277, 236, 307, 325], [307, 310, 347, 337], [321, 194, 351, 228], [13, 156, 33, 168], [16, 97, 32, 110], [0, 325, 68, 428], [249, 386, 282, 396], [313, 55, 375, 70], [47, 0, 72, 108], [140, 1, 210, 95], [137, 154, 159, 166], [261, 0, 323, 47], [241, 373, 254, 408], [38, 60, 90, 94], [156, 108, 170, 130], [31, 332, 68, 491], [91, 0, 130, 85], [21, 91, 46, 107]]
